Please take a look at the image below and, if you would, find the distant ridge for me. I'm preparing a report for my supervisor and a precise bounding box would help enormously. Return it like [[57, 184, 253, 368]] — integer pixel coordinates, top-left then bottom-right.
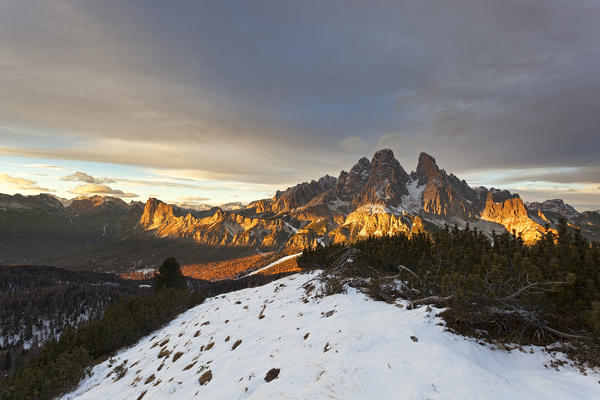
[[1, 150, 599, 270]]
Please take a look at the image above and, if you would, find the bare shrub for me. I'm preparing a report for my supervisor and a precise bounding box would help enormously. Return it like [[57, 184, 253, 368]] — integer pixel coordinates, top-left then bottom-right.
[[204, 342, 215, 351], [172, 351, 184, 362], [199, 370, 212, 385], [231, 339, 242, 350], [157, 348, 171, 359], [264, 368, 280, 382], [183, 361, 197, 371], [112, 360, 128, 381]]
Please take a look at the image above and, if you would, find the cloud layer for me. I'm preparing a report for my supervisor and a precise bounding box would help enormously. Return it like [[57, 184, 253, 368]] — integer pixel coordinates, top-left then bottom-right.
[[0, 173, 53, 193], [62, 171, 114, 184], [0, 0, 598, 209], [69, 183, 137, 198]]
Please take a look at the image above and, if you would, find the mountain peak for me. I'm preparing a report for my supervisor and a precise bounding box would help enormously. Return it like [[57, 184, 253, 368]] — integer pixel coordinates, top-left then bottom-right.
[[416, 152, 441, 185], [349, 148, 409, 207], [526, 198, 579, 219], [371, 148, 395, 163]]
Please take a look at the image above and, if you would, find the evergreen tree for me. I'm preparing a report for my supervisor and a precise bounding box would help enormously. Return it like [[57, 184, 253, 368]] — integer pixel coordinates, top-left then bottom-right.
[[153, 257, 187, 291]]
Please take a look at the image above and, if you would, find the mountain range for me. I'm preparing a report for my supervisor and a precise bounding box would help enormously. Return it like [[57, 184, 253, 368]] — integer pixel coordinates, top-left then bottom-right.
[[1, 149, 598, 271]]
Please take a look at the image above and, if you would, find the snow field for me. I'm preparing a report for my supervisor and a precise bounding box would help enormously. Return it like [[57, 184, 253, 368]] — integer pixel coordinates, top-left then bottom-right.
[[64, 271, 599, 400]]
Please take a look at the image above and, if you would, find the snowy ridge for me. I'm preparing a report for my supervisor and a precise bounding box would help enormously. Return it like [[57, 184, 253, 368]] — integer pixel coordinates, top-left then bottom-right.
[[63, 272, 598, 400]]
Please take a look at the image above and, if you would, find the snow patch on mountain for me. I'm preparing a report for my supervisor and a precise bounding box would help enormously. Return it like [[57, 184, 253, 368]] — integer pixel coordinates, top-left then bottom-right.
[[400, 179, 425, 213], [63, 272, 598, 400], [243, 253, 302, 277]]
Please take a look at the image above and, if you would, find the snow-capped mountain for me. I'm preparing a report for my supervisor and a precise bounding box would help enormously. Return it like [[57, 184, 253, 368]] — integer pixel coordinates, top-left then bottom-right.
[[62, 271, 599, 400]]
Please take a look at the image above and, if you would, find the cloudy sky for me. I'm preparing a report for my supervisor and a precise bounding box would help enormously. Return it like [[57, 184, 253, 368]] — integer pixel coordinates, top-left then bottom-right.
[[1, 0, 599, 210]]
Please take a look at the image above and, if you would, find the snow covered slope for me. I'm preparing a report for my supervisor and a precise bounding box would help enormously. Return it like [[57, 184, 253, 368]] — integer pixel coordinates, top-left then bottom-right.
[[63, 272, 599, 400]]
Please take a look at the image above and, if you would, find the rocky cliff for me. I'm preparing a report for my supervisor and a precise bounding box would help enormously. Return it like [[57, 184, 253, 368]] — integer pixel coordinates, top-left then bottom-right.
[[134, 149, 598, 251], [138, 198, 293, 249], [480, 191, 550, 244], [414, 152, 484, 219]]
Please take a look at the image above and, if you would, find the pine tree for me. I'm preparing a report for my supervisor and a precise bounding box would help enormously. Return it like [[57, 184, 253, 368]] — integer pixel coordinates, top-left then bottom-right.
[[153, 258, 187, 291]]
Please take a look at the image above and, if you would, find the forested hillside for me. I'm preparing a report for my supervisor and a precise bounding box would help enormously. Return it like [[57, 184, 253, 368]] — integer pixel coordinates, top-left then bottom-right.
[[0, 266, 149, 381]]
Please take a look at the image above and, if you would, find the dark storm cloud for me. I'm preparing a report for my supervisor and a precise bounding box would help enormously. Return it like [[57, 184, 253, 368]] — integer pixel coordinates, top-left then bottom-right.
[[0, 0, 598, 207]]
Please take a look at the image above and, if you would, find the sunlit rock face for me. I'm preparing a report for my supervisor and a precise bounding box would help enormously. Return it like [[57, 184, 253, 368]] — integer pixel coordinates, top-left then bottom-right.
[[133, 149, 599, 251], [328, 205, 413, 244], [415, 152, 484, 220], [139, 198, 290, 249], [480, 191, 550, 244]]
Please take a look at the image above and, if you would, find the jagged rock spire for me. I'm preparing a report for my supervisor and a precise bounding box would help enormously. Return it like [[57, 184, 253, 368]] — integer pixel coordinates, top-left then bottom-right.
[[416, 152, 441, 185], [351, 148, 409, 207]]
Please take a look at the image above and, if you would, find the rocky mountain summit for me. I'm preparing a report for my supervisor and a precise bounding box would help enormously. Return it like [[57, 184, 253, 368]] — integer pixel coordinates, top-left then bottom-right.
[[136, 149, 598, 250], [526, 199, 580, 219]]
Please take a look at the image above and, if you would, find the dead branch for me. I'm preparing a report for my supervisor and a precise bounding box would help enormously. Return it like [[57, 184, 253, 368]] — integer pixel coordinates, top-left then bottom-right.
[[543, 325, 587, 340], [497, 280, 569, 302], [410, 293, 455, 307], [394, 264, 418, 279]]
